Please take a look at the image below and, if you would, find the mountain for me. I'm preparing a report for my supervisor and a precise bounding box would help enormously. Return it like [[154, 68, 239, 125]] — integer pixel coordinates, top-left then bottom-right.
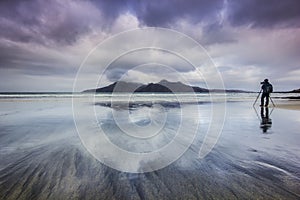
[[135, 80, 209, 93], [83, 80, 209, 93], [82, 80, 254, 93], [83, 81, 144, 93]]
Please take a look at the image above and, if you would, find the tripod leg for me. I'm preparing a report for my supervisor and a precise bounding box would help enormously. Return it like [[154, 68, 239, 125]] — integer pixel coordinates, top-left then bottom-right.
[[270, 96, 275, 107], [253, 89, 262, 106]]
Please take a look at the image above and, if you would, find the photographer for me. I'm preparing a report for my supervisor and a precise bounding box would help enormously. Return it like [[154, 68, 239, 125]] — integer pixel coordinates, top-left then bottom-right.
[[260, 79, 273, 107]]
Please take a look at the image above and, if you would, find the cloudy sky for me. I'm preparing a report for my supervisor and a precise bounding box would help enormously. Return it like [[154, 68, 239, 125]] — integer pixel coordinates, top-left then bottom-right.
[[0, 0, 299, 92]]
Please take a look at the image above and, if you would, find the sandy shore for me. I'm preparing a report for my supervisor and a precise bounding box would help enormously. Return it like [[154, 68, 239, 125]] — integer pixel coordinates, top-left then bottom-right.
[[1, 98, 300, 199], [273, 100, 300, 110]]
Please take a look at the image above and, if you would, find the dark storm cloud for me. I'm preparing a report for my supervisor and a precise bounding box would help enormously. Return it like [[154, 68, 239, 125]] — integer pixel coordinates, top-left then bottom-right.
[[227, 0, 300, 28], [0, 0, 100, 46], [1, 0, 300, 47], [1, 0, 300, 91], [131, 0, 224, 27], [90, 0, 130, 24], [89, 0, 224, 27]]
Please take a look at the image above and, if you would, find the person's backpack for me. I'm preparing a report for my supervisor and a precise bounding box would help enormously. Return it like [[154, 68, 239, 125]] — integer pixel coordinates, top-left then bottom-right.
[[266, 84, 273, 93]]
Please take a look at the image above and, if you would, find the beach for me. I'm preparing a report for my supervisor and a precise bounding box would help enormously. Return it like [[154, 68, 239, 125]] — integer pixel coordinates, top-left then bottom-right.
[[0, 93, 300, 200], [275, 99, 300, 110]]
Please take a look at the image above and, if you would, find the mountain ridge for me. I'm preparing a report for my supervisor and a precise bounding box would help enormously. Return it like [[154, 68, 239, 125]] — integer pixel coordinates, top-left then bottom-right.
[[83, 80, 251, 93]]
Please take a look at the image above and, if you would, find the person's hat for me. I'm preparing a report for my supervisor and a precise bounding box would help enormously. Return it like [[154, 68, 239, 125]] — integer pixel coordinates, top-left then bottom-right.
[[264, 79, 269, 82]]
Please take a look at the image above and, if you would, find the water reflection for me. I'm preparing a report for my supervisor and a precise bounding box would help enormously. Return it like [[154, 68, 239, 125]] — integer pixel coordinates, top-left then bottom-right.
[[260, 107, 272, 133]]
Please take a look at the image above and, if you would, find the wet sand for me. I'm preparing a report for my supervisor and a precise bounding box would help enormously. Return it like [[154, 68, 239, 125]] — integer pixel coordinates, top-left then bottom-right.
[[274, 100, 300, 111], [1, 98, 300, 199]]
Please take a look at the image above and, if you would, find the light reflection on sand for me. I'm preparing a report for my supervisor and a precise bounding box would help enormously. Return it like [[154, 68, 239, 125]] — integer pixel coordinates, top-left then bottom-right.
[[0, 96, 300, 199]]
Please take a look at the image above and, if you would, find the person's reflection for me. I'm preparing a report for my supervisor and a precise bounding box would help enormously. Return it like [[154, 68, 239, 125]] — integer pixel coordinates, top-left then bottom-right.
[[260, 107, 272, 133]]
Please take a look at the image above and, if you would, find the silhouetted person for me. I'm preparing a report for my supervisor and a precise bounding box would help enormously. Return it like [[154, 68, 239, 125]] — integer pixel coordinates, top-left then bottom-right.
[[260, 107, 272, 133], [260, 79, 273, 107]]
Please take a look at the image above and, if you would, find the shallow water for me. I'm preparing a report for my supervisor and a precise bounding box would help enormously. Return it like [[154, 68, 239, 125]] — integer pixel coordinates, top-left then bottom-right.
[[0, 94, 300, 199]]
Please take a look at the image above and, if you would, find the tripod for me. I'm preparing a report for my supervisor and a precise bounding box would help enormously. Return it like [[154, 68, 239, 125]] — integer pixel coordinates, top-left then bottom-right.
[[253, 89, 275, 107]]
